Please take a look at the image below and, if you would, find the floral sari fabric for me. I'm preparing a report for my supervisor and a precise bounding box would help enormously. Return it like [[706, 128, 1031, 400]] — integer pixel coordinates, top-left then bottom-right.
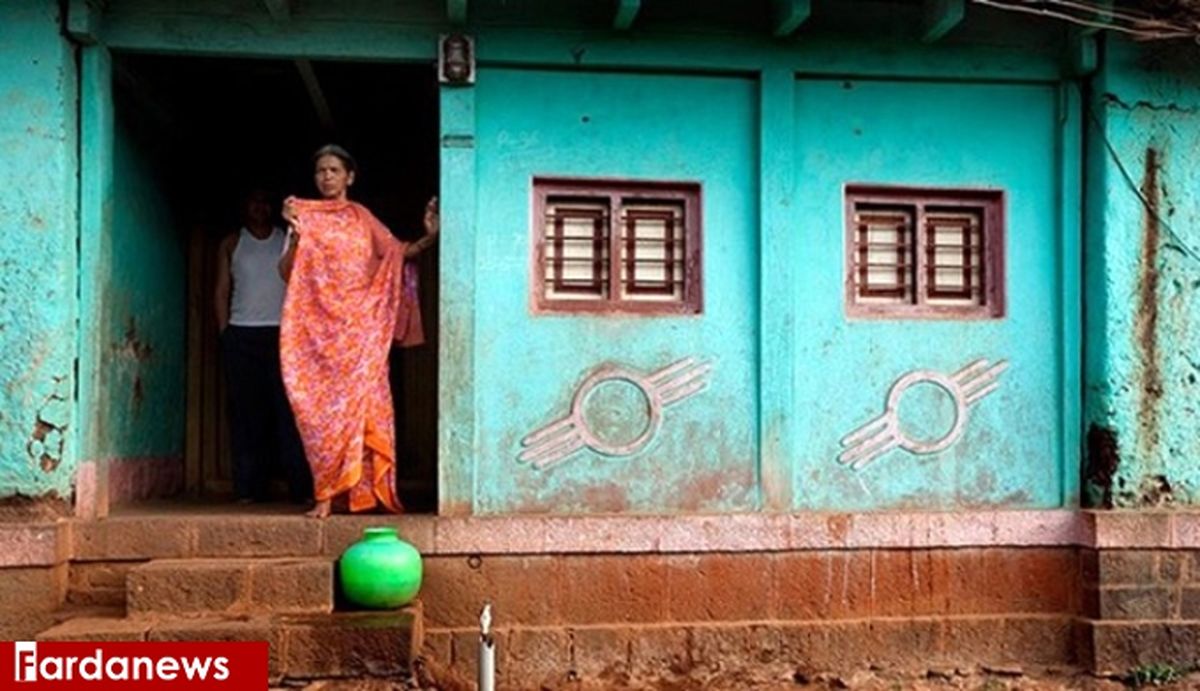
[[280, 198, 414, 513]]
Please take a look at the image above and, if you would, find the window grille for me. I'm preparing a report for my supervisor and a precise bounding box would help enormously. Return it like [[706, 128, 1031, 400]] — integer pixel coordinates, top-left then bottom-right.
[[620, 203, 686, 301], [534, 179, 701, 315], [544, 200, 609, 300], [845, 186, 1004, 319]]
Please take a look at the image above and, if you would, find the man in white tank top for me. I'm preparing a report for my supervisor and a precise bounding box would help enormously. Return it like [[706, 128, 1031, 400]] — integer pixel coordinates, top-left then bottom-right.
[[214, 189, 311, 505]]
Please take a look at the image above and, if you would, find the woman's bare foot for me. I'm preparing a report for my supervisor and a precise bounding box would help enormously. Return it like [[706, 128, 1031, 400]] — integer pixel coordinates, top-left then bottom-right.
[[305, 499, 332, 519]]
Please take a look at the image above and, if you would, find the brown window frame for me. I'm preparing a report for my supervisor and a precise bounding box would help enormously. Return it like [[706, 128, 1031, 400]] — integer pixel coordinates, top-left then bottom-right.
[[547, 204, 608, 297], [844, 185, 1005, 320], [533, 177, 703, 315]]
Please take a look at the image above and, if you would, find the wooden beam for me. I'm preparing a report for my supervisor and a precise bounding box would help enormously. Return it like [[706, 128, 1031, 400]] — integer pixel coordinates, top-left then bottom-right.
[[613, 0, 640, 30], [112, 59, 175, 131], [771, 0, 811, 38], [1079, 0, 1113, 35], [1068, 0, 1108, 72], [294, 59, 336, 134], [262, 0, 290, 22], [1068, 29, 1098, 75], [921, 0, 965, 42], [67, 0, 103, 44], [447, 0, 467, 25]]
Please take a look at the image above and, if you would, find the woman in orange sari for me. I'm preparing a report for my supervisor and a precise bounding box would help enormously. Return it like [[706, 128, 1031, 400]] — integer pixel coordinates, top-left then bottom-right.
[[279, 145, 438, 518]]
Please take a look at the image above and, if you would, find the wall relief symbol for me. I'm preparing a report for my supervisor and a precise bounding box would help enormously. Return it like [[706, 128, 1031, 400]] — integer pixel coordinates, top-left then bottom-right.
[[519, 357, 713, 470], [837, 358, 1008, 471]]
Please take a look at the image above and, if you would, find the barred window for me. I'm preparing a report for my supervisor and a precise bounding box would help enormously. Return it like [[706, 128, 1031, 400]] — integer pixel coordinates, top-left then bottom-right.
[[846, 186, 1004, 319], [544, 200, 609, 300], [534, 179, 701, 314]]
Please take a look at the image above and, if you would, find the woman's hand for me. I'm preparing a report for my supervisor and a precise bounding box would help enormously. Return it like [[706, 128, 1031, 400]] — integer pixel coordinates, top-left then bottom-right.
[[282, 196, 300, 227], [422, 196, 439, 237], [405, 196, 440, 259]]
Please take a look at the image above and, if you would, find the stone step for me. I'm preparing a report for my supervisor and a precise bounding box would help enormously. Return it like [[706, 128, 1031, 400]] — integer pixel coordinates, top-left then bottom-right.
[[127, 558, 333, 617], [71, 514, 434, 561], [35, 603, 424, 684], [279, 606, 424, 680], [37, 614, 154, 642]]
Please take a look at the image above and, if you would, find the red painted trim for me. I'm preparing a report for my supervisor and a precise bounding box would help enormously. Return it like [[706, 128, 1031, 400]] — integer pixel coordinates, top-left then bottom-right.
[[531, 177, 703, 316], [844, 184, 1006, 320]]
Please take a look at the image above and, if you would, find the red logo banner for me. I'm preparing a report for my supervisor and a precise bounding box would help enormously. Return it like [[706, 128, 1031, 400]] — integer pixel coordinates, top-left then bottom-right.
[[0, 641, 268, 689]]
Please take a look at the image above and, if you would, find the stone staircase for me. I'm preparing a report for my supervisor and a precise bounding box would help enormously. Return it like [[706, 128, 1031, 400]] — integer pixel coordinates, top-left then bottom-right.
[[36, 517, 424, 685]]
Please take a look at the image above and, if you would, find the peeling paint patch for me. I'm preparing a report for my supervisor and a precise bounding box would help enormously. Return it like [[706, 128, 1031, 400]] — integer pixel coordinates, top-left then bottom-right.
[[1084, 424, 1119, 509], [1135, 147, 1163, 462], [27, 374, 70, 472], [113, 317, 153, 362], [1128, 474, 1175, 508]]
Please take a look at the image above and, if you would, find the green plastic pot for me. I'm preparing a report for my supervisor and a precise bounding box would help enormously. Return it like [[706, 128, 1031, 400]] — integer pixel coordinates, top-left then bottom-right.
[[338, 526, 423, 609]]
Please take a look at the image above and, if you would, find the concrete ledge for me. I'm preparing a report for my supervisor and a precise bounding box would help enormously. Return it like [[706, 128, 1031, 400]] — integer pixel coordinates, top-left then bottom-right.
[[0, 522, 67, 567], [57, 509, 1200, 559], [430, 510, 1087, 554], [1087, 511, 1200, 549]]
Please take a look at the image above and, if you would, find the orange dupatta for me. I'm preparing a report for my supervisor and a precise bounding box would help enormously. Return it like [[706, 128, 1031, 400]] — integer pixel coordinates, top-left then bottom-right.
[[280, 198, 411, 513]]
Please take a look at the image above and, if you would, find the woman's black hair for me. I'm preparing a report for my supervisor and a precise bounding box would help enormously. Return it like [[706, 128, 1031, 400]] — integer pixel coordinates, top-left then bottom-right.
[[312, 144, 357, 174]]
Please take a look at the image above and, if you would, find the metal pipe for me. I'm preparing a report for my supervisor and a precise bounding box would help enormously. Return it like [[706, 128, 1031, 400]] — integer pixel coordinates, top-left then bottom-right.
[[479, 603, 495, 691]]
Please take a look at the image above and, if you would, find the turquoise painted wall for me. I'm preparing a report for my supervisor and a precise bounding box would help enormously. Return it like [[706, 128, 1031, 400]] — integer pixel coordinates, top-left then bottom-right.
[[0, 3, 79, 498], [0, 0, 1127, 514], [1083, 39, 1200, 507], [473, 68, 760, 514], [791, 79, 1066, 509], [81, 116, 187, 462]]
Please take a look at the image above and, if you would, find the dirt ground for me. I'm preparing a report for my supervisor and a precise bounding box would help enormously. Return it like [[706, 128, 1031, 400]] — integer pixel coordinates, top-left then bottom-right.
[[279, 666, 1200, 691]]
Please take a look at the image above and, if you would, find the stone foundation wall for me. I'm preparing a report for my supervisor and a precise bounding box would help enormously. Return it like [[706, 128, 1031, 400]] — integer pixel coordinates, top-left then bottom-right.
[[1079, 549, 1200, 674], [419, 549, 1082, 687], [0, 522, 69, 640], [5, 511, 1200, 685]]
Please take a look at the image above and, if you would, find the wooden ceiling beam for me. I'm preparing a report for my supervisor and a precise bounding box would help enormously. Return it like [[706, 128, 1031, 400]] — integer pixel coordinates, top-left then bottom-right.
[[67, 0, 105, 44], [262, 0, 291, 22], [613, 0, 641, 30], [771, 0, 812, 38], [294, 59, 336, 134], [921, 0, 965, 42]]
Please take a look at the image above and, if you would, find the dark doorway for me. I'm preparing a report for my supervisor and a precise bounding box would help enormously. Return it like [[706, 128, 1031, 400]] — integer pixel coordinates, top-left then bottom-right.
[[112, 54, 440, 512]]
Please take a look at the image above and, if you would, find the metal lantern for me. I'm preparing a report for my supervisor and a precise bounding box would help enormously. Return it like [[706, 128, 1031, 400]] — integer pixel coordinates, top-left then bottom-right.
[[439, 33, 475, 85]]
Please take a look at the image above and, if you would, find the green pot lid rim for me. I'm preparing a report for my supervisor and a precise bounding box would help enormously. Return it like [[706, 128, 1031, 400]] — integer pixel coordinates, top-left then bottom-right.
[[363, 526, 399, 538]]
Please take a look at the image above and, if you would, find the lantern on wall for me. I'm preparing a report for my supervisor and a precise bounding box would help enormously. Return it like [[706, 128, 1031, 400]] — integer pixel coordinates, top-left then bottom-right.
[[439, 33, 475, 85]]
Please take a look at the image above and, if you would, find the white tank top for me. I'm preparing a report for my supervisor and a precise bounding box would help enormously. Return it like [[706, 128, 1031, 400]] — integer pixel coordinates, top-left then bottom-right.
[[229, 227, 287, 327]]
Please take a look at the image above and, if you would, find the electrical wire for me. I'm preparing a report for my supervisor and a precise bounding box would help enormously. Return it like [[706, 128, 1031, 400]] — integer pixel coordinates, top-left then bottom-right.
[[1087, 102, 1200, 265], [970, 0, 1195, 41]]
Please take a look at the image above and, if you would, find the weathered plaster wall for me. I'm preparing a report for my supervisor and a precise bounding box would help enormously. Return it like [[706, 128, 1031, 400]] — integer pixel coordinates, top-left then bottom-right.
[[792, 78, 1067, 510], [1, 0, 1086, 514], [1084, 38, 1200, 507], [473, 68, 760, 514], [84, 115, 187, 462], [0, 3, 79, 498]]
